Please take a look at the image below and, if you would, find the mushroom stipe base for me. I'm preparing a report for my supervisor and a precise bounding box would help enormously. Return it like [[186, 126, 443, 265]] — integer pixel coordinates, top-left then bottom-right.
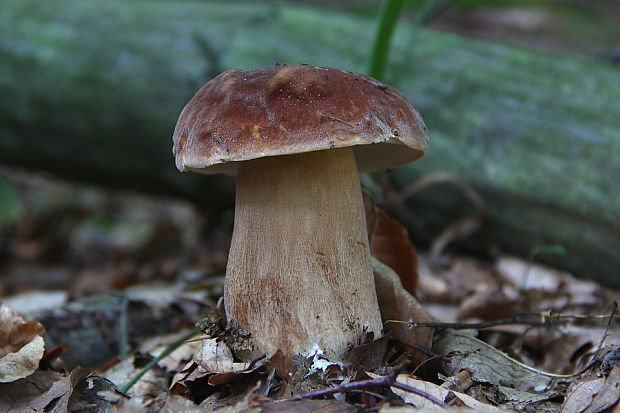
[[225, 147, 383, 361]]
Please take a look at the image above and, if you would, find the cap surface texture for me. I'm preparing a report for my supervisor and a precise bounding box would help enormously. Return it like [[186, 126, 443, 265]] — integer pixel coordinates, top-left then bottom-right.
[[173, 64, 428, 175]]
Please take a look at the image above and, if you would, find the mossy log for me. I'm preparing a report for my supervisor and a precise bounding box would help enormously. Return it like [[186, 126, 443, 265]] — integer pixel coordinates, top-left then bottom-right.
[[1, 1, 618, 286]]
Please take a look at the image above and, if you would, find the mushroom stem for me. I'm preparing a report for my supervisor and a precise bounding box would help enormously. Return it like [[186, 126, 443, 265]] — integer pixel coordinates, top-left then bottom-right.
[[225, 147, 383, 360]]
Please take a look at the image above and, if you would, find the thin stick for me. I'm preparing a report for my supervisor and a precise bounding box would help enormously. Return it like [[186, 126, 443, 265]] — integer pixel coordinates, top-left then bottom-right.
[[596, 301, 618, 353], [289, 361, 447, 407], [387, 317, 546, 329], [120, 328, 199, 393], [387, 311, 620, 330]]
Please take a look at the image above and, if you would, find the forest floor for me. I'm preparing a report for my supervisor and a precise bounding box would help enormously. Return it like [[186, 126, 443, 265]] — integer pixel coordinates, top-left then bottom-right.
[[1, 2, 619, 412], [0, 167, 618, 412]]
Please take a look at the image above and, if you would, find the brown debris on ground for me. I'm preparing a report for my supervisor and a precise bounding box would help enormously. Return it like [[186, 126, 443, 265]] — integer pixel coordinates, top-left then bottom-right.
[[0, 168, 618, 412]]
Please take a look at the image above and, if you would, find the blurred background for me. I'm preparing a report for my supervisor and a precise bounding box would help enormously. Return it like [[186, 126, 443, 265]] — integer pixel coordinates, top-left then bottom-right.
[[1, 0, 619, 303]]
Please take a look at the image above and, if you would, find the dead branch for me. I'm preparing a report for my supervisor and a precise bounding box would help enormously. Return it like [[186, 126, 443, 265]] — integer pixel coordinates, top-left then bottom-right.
[[288, 360, 447, 407], [387, 311, 620, 330]]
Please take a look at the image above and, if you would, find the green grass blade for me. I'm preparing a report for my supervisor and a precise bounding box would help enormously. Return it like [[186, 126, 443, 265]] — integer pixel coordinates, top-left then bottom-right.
[[120, 327, 200, 393], [369, 0, 406, 80]]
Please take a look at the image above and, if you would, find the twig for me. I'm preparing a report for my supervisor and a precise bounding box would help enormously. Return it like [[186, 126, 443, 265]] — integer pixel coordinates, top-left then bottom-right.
[[393, 172, 486, 261], [120, 327, 200, 393], [596, 301, 618, 353], [289, 361, 447, 407], [521, 244, 566, 292], [411, 352, 450, 376], [387, 317, 546, 330], [387, 311, 620, 330]]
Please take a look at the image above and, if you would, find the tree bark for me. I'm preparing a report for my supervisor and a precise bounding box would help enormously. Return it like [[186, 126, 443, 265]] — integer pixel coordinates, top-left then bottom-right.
[[1, 1, 618, 286]]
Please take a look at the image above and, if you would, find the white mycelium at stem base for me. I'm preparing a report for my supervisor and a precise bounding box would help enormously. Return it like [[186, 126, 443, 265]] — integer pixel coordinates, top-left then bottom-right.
[[225, 147, 383, 360]]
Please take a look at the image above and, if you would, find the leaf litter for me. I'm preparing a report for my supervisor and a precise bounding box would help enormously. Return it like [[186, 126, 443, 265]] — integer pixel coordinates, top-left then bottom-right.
[[0, 168, 618, 412]]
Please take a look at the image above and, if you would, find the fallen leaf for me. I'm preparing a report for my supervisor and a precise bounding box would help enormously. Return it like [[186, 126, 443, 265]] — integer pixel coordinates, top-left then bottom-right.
[[145, 393, 207, 413], [2, 290, 68, 318], [26, 366, 91, 413], [266, 350, 293, 397], [372, 257, 433, 366], [497, 256, 600, 306], [68, 375, 126, 413], [169, 361, 211, 396], [0, 370, 62, 412], [196, 338, 249, 374], [433, 329, 572, 395], [378, 407, 497, 413], [415, 271, 450, 304], [0, 336, 45, 384], [457, 285, 517, 322], [249, 398, 360, 412], [171, 337, 276, 400], [0, 303, 45, 358], [0, 303, 45, 382], [389, 373, 501, 412], [440, 257, 502, 304], [562, 376, 606, 413], [344, 337, 388, 372], [537, 327, 620, 375], [198, 397, 362, 413], [582, 365, 620, 413], [368, 204, 419, 297]]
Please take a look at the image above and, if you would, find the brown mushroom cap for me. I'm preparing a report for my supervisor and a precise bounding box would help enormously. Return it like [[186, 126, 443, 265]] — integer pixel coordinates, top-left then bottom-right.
[[173, 64, 428, 175]]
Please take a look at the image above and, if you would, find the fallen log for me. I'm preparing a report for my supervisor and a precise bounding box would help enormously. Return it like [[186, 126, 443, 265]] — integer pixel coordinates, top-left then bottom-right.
[[1, 1, 618, 286]]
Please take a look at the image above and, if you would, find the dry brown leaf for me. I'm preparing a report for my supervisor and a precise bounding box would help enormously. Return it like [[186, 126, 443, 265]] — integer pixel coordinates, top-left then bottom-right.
[[0, 303, 45, 358], [169, 361, 211, 396], [368, 205, 419, 297], [497, 256, 600, 302], [0, 335, 45, 384], [536, 328, 620, 375], [441, 257, 502, 304], [561, 366, 620, 413], [584, 365, 620, 413], [142, 393, 207, 413], [249, 399, 360, 412], [415, 271, 450, 303], [0, 370, 62, 412], [344, 336, 389, 372], [69, 375, 125, 412], [0, 303, 45, 383], [372, 257, 433, 365], [198, 398, 361, 412], [457, 285, 517, 321], [379, 407, 498, 413], [266, 350, 293, 398], [196, 338, 249, 374], [433, 330, 572, 395], [389, 373, 501, 412], [562, 376, 606, 413], [26, 366, 91, 413], [173, 338, 277, 395]]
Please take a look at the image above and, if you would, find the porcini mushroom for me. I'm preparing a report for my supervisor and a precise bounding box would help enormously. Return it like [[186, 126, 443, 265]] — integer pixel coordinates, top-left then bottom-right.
[[173, 64, 428, 361]]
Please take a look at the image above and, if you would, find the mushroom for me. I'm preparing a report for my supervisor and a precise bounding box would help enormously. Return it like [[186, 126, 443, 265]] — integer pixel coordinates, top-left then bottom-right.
[[173, 64, 428, 361]]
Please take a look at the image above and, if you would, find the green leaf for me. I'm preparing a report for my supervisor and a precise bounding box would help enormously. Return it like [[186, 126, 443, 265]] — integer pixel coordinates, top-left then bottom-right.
[[369, 0, 406, 80]]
